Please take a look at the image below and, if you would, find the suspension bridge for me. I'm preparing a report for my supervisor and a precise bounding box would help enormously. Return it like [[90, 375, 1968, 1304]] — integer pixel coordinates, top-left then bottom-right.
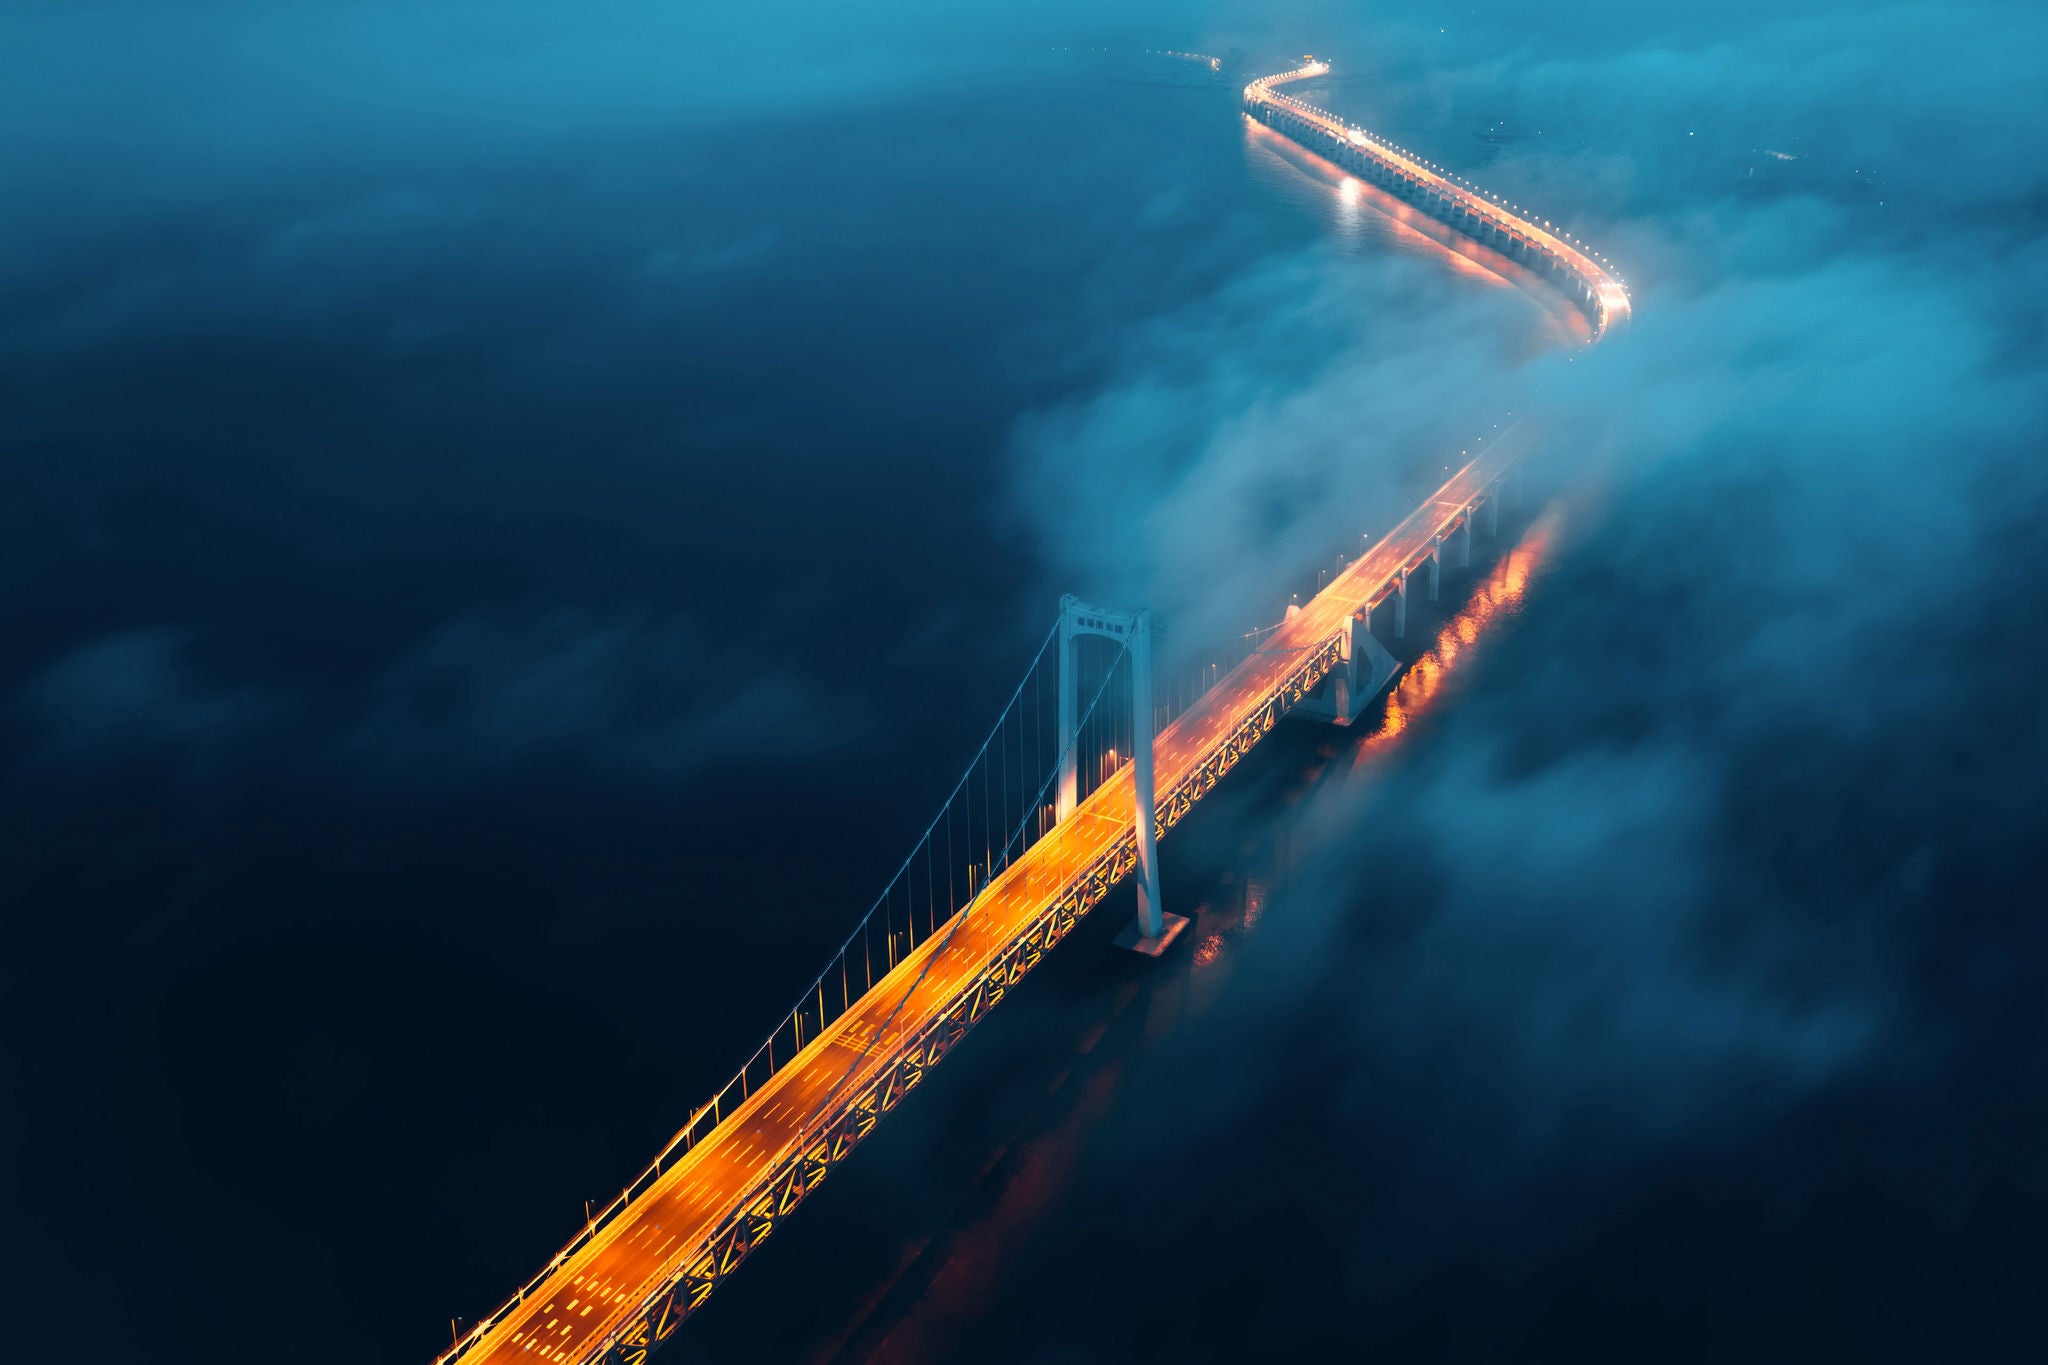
[[436, 58, 1629, 1365]]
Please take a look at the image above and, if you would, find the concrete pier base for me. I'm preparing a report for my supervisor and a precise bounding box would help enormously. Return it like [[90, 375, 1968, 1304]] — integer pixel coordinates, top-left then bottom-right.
[[1115, 911, 1190, 958], [1292, 615, 1401, 727]]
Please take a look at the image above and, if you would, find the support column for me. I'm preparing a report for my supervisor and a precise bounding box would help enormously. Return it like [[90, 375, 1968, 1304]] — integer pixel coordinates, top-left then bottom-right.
[[1286, 614, 1400, 728], [1486, 493, 1500, 538], [1428, 542, 1442, 601], [1394, 574, 1408, 639], [1115, 610, 1185, 958], [1130, 612, 1162, 932], [1458, 509, 1473, 568], [1327, 612, 1357, 721], [1054, 597, 1078, 823]]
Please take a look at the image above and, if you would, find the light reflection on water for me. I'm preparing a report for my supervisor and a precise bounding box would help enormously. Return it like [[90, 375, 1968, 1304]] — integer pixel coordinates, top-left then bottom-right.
[[1186, 505, 1563, 976]]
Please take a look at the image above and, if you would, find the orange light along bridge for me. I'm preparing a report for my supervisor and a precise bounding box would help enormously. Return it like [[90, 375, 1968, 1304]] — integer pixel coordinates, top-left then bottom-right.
[[436, 61, 1631, 1365]]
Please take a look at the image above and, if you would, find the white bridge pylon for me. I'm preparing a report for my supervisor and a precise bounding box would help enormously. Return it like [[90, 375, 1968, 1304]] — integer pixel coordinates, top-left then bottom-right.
[[1053, 593, 1185, 956]]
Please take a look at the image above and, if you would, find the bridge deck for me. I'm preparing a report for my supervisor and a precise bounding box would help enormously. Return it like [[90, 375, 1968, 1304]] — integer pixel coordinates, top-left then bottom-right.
[[450, 430, 1526, 1365]]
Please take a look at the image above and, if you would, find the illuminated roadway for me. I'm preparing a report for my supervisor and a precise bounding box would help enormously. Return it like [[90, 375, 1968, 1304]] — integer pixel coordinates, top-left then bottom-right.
[[439, 59, 1630, 1365]]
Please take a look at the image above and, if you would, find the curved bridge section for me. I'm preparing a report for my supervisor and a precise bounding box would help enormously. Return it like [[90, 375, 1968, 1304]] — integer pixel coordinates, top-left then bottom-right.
[[1245, 62, 1632, 337]]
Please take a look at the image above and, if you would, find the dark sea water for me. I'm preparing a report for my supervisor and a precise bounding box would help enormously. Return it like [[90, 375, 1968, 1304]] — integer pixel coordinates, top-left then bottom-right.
[[11, 34, 2044, 1365]]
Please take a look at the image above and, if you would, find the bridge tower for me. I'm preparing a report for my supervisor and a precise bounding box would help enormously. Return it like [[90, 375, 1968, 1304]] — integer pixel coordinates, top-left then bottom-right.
[[1054, 595, 1186, 956]]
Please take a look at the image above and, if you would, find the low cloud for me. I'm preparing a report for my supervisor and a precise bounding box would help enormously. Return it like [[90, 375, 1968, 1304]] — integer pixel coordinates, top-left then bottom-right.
[[1012, 244, 1540, 646], [15, 628, 286, 769], [346, 610, 847, 784]]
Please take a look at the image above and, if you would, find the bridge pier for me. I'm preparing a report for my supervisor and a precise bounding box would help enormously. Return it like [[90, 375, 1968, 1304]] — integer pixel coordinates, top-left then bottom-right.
[[1486, 493, 1499, 538], [1292, 611, 1400, 727], [1458, 508, 1473, 568], [1394, 573, 1407, 639], [1427, 541, 1442, 601]]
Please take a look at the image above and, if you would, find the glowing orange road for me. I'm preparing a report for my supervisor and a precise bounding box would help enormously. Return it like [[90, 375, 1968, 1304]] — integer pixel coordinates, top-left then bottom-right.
[[442, 59, 1634, 1365], [1246, 62, 1632, 335]]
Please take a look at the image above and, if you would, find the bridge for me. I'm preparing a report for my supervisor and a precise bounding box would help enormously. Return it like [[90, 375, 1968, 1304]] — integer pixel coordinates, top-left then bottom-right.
[[1245, 62, 1631, 336], [435, 60, 1629, 1365]]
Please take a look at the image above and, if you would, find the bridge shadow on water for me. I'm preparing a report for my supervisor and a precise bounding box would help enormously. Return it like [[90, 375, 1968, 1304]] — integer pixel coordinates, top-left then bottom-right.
[[674, 503, 1567, 1363]]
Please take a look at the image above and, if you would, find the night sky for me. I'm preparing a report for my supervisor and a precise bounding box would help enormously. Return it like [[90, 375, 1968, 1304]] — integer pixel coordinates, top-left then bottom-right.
[[5, 2, 2046, 1361]]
